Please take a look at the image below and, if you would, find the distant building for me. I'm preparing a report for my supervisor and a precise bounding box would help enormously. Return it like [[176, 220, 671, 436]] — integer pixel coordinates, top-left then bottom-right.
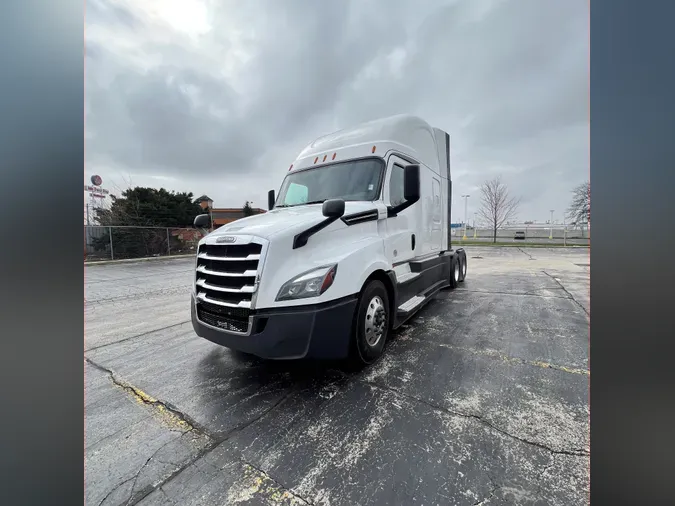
[[195, 195, 213, 210], [194, 196, 265, 228], [211, 207, 266, 229]]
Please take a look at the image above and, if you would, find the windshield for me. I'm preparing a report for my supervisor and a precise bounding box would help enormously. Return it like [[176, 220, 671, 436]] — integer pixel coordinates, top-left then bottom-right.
[[276, 158, 384, 207]]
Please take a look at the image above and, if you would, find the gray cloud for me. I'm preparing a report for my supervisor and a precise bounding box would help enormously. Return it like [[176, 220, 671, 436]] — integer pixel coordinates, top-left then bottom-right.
[[86, 0, 141, 29], [85, 0, 588, 222]]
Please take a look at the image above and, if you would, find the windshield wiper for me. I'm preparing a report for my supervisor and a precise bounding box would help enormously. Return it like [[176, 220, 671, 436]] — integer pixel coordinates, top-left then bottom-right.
[[303, 200, 326, 205], [280, 200, 326, 208]]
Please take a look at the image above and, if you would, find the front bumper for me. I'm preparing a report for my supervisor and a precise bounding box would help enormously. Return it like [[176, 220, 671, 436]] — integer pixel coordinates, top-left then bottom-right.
[[191, 294, 358, 360]]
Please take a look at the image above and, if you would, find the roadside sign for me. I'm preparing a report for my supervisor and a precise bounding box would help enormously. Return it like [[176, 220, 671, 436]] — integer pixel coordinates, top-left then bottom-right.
[[85, 185, 109, 194]]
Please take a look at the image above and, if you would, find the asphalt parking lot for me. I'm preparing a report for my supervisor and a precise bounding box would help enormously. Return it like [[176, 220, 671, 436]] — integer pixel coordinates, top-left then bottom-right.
[[85, 246, 589, 506]]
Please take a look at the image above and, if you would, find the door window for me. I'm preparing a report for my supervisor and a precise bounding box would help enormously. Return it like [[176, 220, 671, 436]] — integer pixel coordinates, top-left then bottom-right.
[[389, 164, 406, 206]]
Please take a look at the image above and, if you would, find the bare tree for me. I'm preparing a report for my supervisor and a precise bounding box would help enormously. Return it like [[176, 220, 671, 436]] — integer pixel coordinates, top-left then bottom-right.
[[477, 176, 521, 243], [566, 181, 590, 236]]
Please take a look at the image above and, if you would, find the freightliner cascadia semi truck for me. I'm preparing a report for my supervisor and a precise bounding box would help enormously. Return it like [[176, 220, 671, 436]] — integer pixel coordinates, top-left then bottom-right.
[[191, 114, 467, 366]]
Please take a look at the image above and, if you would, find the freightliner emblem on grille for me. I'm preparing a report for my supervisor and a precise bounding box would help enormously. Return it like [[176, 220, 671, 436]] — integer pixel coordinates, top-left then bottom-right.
[[216, 236, 236, 243]]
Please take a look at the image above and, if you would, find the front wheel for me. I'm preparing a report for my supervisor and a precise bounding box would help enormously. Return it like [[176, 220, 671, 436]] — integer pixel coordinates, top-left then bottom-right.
[[348, 280, 390, 368]]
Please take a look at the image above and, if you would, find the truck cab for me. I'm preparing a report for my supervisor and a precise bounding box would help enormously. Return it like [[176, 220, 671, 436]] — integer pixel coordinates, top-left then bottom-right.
[[191, 114, 467, 366]]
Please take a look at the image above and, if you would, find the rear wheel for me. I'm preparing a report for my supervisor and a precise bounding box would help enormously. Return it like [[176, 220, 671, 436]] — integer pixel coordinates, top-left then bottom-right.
[[348, 280, 390, 368], [459, 255, 467, 282], [449, 257, 460, 289]]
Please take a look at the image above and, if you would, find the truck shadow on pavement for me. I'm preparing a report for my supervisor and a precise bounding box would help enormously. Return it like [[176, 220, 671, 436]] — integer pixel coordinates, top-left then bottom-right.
[[195, 322, 417, 390]]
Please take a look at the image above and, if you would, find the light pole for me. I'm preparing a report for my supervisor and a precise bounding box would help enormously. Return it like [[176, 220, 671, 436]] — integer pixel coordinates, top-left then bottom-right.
[[549, 210, 554, 239], [473, 212, 477, 238], [461, 195, 470, 240]]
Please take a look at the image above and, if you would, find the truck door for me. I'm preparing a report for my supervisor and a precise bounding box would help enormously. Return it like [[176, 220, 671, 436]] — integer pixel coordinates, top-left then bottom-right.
[[383, 155, 418, 264]]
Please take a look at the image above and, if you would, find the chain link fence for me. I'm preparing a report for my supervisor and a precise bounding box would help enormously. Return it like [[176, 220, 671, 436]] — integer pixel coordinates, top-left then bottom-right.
[[451, 225, 590, 243], [84, 226, 207, 262], [84, 223, 589, 262]]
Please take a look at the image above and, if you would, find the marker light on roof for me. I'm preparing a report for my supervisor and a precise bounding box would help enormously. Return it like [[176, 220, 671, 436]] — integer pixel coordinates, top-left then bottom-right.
[[332, 153, 336, 160], [372, 145, 377, 153], [322, 155, 327, 162], [314, 157, 319, 164]]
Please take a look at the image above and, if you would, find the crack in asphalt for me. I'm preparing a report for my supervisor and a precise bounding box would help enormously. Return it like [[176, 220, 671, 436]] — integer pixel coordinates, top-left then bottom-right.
[[242, 460, 313, 505], [85, 358, 208, 435], [97, 476, 135, 506], [129, 439, 223, 506], [158, 487, 175, 505], [85, 320, 191, 352], [219, 389, 296, 441], [363, 380, 590, 457], [124, 435, 188, 506], [132, 391, 297, 505], [516, 247, 536, 260], [535, 454, 557, 499], [543, 271, 590, 317], [87, 356, 300, 505], [473, 475, 501, 505]]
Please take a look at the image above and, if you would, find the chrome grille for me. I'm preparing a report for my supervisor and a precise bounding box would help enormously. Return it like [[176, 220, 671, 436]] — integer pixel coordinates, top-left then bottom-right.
[[195, 241, 262, 310]]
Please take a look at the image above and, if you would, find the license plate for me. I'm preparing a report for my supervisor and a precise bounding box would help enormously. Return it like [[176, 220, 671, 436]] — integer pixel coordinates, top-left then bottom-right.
[[215, 319, 242, 332]]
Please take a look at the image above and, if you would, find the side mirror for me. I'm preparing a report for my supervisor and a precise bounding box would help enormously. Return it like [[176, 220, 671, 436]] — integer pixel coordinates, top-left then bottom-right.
[[322, 199, 345, 218], [404, 164, 421, 202], [387, 164, 421, 217], [267, 189, 275, 210], [193, 213, 211, 229]]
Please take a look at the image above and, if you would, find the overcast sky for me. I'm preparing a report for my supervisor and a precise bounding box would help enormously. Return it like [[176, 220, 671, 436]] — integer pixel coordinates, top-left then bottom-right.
[[85, 0, 588, 224]]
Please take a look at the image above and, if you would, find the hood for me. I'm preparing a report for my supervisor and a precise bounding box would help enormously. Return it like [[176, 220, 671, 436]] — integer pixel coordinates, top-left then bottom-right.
[[208, 201, 378, 240]]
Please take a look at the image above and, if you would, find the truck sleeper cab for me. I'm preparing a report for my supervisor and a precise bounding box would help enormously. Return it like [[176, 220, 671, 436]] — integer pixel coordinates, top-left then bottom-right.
[[191, 114, 467, 366]]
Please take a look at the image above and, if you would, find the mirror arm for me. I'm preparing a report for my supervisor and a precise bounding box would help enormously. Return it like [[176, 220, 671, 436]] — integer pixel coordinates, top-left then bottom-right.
[[292, 215, 341, 249], [386, 195, 420, 218]]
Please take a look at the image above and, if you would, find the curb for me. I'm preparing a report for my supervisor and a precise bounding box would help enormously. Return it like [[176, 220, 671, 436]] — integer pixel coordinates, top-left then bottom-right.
[[85, 254, 196, 266]]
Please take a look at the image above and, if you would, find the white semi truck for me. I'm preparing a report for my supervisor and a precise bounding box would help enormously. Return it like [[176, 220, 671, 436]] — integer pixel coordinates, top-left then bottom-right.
[[191, 114, 467, 366]]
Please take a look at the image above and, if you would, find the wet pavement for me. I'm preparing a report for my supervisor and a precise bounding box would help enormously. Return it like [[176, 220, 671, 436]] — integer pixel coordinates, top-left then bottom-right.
[[85, 246, 589, 505]]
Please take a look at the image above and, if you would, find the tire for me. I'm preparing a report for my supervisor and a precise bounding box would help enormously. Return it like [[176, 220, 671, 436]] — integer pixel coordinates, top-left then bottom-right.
[[449, 256, 460, 289], [348, 280, 390, 368], [458, 254, 467, 282]]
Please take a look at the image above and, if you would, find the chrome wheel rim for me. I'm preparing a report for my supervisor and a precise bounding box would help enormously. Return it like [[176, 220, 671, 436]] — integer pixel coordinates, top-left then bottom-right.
[[454, 263, 460, 282], [364, 295, 386, 347], [462, 261, 466, 278]]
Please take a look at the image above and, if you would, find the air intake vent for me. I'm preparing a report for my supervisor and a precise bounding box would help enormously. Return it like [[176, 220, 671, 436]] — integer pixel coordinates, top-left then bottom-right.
[[341, 209, 379, 226], [195, 241, 263, 310]]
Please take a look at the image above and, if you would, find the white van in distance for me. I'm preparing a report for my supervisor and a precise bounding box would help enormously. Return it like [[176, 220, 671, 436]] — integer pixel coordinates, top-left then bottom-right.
[[191, 114, 467, 366]]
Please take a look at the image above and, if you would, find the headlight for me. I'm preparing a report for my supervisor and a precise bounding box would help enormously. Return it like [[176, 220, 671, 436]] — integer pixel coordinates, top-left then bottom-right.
[[276, 264, 338, 301]]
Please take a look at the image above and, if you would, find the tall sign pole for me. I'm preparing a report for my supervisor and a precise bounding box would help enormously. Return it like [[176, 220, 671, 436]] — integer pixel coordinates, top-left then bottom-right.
[[549, 210, 554, 240], [461, 194, 470, 240], [85, 175, 109, 224]]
